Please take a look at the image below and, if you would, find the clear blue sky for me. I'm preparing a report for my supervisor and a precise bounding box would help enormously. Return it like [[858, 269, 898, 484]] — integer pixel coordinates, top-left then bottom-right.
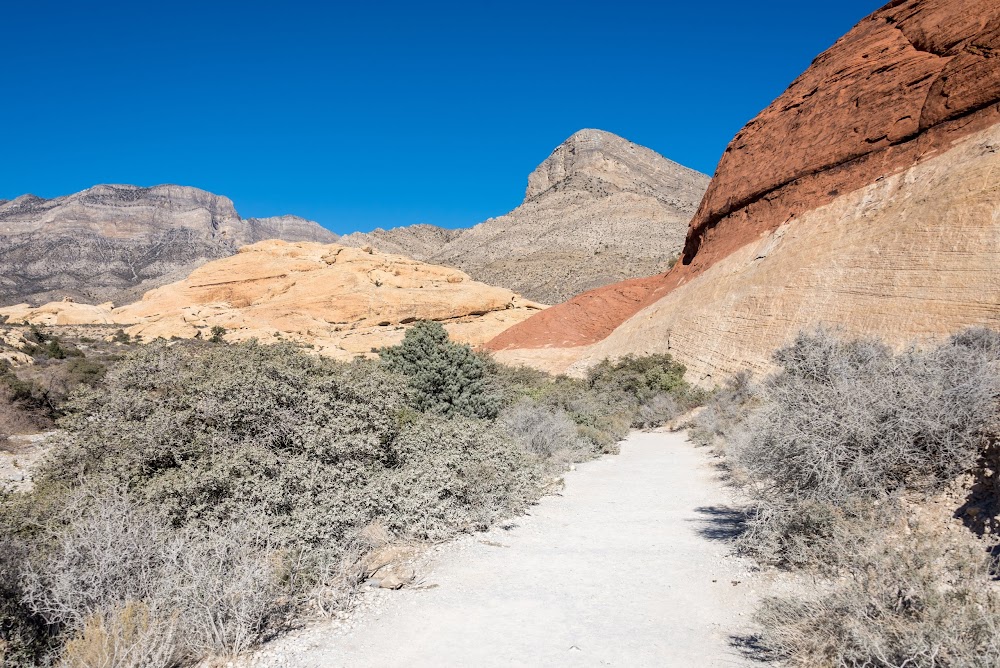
[[1, 1, 883, 234]]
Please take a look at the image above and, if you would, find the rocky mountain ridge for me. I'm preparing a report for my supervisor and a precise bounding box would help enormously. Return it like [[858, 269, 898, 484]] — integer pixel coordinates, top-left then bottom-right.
[[0, 184, 337, 307], [341, 129, 709, 303]]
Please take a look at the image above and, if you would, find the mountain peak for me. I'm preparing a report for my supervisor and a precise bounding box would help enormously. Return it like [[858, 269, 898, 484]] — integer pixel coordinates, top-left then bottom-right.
[[524, 129, 708, 205]]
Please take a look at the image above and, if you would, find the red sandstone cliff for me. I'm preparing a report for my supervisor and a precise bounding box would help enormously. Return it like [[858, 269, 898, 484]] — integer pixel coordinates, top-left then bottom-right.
[[488, 0, 1000, 354]]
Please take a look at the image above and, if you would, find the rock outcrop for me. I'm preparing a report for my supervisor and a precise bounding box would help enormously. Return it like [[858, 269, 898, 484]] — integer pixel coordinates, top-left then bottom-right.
[[0, 241, 545, 359], [0, 185, 337, 307], [340, 130, 709, 304], [489, 0, 1000, 380]]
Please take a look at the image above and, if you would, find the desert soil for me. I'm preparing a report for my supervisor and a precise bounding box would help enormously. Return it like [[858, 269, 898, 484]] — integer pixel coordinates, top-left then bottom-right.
[[253, 430, 767, 667]]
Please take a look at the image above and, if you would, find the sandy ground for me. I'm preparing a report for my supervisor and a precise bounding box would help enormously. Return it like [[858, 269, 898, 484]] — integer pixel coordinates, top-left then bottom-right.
[[0, 432, 54, 492], [252, 430, 768, 668]]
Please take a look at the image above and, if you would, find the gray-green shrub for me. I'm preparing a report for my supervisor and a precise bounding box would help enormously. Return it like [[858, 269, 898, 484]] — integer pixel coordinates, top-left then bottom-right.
[[380, 320, 503, 419], [6, 340, 548, 664], [4, 335, 698, 665], [732, 328, 1000, 509], [712, 327, 1000, 665], [587, 353, 704, 428], [756, 524, 1000, 667], [499, 401, 588, 459]]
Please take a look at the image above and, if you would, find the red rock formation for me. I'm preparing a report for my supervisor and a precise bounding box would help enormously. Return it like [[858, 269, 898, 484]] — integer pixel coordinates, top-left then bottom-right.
[[488, 0, 1000, 353]]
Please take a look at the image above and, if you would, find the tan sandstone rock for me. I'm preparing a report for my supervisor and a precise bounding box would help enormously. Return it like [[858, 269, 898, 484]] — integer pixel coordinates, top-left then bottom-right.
[[0, 241, 545, 359]]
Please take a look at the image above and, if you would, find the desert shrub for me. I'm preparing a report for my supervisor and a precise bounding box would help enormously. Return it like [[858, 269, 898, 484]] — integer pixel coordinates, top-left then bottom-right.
[[377, 414, 538, 538], [22, 488, 284, 663], [526, 376, 631, 452], [380, 321, 502, 419], [711, 327, 1000, 664], [43, 343, 406, 545], [9, 335, 663, 664], [689, 370, 754, 448], [63, 358, 106, 387], [587, 353, 688, 402], [0, 387, 42, 441], [22, 328, 83, 361], [757, 524, 1000, 667], [59, 602, 180, 668], [0, 365, 52, 436], [587, 353, 705, 427], [25, 325, 48, 346], [11, 340, 553, 663], [110, 330, 130, 344], [632, 393, 680, 429], [499, 401, 588, 459], [0, 500, 55, 667], [209, 325, 226, 344], [732, 328, 1000, 508], [737, 498, 901, 572]]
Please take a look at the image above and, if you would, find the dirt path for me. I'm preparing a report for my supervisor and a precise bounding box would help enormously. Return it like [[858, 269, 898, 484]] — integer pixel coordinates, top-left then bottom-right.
[[259, 430, 766, 667]]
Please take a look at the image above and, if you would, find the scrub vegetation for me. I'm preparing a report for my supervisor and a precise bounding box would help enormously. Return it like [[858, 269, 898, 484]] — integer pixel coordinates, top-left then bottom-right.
[[692, 327, 1000, 667], [0, 321, 699, 666]]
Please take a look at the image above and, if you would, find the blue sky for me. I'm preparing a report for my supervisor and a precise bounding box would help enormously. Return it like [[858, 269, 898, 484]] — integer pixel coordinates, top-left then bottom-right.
[[1, 1, 883, 234]]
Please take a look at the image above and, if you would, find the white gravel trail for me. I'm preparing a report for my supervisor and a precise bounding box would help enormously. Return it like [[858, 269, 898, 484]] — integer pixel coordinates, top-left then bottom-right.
[[262, 430, 767, 667]]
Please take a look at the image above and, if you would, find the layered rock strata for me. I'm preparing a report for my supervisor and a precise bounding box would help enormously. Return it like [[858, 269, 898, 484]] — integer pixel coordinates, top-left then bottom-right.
[[489, 0, 1000, 380], [0, 184, 337, 307]]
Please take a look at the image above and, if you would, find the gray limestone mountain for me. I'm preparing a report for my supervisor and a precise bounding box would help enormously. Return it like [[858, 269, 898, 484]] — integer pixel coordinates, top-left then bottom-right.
[[340, 129, 710, 304], [339, 224, 462, 260], [0, 184, 337, 307]]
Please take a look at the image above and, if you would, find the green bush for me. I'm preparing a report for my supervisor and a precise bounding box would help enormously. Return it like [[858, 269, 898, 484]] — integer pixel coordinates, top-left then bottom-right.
[[380, 321, 503, 419], [587, 353, 705, 428], [587, 353, 688, 402], [209, 325, 226, 344], [44, 343, 409, 545]]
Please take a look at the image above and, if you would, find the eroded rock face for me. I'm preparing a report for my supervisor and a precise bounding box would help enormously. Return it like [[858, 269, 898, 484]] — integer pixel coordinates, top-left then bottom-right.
[[490, 0, 1000, 363], [495, 125, 1000, 379], [0, 241, 545, 359], [683, 0, 1000, 267], [341, 129, 709, 304], [0, 184, 337, 307]]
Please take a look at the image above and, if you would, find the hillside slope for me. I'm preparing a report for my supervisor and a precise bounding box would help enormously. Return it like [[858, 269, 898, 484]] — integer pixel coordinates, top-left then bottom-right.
[[0, 184, 337, 307], [489, 0, 1000, 380], [341, 129, 709, 303]]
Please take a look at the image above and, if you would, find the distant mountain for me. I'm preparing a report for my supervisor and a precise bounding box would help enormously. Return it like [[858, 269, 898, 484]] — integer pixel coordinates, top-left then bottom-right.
[[0, 184, 337, 306], [339, 224, 462, 260], [340, 129, 710, 304]]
